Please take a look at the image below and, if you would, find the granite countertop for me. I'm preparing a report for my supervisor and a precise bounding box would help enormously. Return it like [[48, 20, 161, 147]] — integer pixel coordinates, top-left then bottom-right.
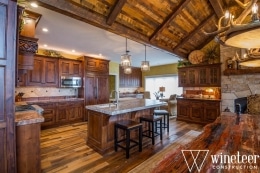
[[177, 97, 221, 101], [15, 103, 44, 126], [25, 98, 84, 104], [86, 99, 167, 115]]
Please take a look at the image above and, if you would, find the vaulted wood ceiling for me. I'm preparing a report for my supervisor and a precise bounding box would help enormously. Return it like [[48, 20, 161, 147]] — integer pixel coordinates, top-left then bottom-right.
[[36, 0, 249, 59]]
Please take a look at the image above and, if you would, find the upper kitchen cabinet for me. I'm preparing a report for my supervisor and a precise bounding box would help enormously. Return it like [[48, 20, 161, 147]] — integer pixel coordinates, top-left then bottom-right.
[[119, 67, 142, 87], [59, 59, 83, 77], [178, 63, 221, 87], [27, 55, 59, 87], [83, 56, 109, 74]]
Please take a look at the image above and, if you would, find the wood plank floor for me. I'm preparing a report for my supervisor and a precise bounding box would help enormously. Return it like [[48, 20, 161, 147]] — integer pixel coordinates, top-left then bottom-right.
[[41, 117, 204, 173]]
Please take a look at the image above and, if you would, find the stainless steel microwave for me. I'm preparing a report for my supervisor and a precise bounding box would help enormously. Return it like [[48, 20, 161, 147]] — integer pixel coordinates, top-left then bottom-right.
[[60, 76, 82, 88]]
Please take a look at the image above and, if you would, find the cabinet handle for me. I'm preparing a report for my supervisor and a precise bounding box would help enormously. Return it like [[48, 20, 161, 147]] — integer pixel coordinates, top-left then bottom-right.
[[94, 87, 97, 99]]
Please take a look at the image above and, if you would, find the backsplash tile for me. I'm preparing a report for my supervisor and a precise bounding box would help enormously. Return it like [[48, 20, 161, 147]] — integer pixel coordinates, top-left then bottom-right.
[[15, 87, 78, 98]]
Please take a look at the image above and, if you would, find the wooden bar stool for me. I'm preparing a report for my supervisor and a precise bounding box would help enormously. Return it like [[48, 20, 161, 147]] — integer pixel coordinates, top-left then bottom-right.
[[153, 110, 170, 132], [114, 120, 143, 159], [140, 115, 162, 145]]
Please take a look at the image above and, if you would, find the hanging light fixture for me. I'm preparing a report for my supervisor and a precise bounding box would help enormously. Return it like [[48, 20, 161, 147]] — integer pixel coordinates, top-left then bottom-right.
[[120, 38, 131, 68], [141, 45, 150, 71], [124, 66, 132, 74]]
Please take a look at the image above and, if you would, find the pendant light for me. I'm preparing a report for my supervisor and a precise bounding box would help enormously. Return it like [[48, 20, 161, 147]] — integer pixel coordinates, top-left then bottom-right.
[[141, 45, 150, 71], [124, 66, 132, 74], [120, 38, 131, 68]]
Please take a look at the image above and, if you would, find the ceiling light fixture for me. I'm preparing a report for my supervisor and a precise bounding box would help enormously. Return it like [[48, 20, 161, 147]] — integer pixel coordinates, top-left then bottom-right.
[[42, 28, 48, 32], [204, 0, 260, 67], [120, 38, 131, 71], [30, 2, 38, 8], [141, 45, 150, 71]]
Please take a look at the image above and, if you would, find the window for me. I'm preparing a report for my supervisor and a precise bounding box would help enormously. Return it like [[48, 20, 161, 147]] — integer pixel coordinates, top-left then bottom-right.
[[145, 75, 183, 99]]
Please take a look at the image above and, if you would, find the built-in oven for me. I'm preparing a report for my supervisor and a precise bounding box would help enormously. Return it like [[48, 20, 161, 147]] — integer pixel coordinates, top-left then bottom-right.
[[60, 76, 82, 88]]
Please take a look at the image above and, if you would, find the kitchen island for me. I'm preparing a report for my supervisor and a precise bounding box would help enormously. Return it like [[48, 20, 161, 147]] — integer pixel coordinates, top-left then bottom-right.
[[85, 99, 166, 154]]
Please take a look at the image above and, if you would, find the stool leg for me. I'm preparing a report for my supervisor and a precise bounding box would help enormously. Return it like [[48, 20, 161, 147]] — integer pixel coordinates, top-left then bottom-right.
[[152, 122, 155, 145], [167, 114, 169, 132], [139, 126, 142, 152], [126, 129, 130, 159], [115, 126, 118, 152], [159, 119, 162, 140]]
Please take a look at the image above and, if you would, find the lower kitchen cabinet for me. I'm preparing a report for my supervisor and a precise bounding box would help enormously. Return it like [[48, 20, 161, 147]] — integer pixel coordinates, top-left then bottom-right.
[[177, 98, 220, 124], [34, 100, 84, 129]]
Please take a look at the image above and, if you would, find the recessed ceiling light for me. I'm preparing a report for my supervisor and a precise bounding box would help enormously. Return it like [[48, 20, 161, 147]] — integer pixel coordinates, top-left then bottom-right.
[[42, 28, 48, 32], [99, 53, 102, 56], [30, 2, 38, 8], [43, 44, 48, 47], [72, 50, 75, 53]]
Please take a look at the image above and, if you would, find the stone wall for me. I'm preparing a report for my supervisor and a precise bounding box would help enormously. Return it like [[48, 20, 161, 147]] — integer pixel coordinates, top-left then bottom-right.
[[220, 45, 260, 112]]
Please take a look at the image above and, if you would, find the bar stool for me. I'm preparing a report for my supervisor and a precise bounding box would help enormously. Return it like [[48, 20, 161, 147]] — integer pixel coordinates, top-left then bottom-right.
[[114, 120, 143, 159], [140, 115, 162, 145], [154, 110, 170, 132]]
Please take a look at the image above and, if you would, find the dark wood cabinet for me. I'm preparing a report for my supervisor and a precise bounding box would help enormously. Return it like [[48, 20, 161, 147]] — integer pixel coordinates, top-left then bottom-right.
[[177, 98, 220, 124], [59, 59, 82, 77], [178, 63, 221, 87], [27, 55, 59, 87], [37, 102, 56, 128], [33, 100, 84, 129], [119, 66, 142, 87], [84, 56, 109, 73]]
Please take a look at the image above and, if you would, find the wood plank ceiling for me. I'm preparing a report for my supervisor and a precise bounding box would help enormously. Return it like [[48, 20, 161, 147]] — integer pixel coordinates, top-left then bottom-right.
[[36, 0, 247, 59]]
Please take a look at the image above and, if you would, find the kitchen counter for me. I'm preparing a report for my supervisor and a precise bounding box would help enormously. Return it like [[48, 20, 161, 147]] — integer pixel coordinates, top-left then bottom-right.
[[15, 103, 44, 126], [149, 112, 260, 172], [86, 99, 166, 115], [25, 98, 84, 104], [177, 96, 221, 101], [85, 99, 166, 154]]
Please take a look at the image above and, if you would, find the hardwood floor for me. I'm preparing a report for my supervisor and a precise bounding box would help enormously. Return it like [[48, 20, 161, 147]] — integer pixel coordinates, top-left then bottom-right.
[[40, 117, 204, 173]]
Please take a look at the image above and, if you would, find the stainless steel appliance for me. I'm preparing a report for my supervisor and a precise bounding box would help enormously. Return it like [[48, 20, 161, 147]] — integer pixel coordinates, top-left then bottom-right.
[[60, 76, 82, 88]]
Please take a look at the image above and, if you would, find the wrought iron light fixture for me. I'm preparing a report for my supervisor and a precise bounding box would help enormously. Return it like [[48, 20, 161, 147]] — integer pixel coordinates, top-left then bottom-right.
[[205, 1, 260, 49], [120, 38, 131, 69], [141, 45, 150, 71], [205, 0, 260, 67]]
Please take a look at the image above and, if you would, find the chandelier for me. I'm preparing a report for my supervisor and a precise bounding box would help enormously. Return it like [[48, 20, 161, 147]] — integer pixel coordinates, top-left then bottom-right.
[[120, 38, 131, 69], [124, 66, 132, 74], [204, 0, 260, 67], [141, 45, 150, 71]]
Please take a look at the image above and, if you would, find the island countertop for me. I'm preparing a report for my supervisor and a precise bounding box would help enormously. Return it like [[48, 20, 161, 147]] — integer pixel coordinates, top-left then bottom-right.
[[85, 99, 167, 115]]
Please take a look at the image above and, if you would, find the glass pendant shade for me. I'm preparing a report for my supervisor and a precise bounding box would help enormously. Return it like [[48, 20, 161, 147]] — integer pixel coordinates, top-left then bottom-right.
[[141, 61, 150, 71], [120, 38, 131, 68], [121, 53, 131, 67], [124, 66, 132, 74], [141, 45, 150, 71]]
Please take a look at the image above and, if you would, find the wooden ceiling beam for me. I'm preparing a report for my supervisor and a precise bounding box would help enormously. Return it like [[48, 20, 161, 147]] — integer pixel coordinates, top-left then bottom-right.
[[149, 0, 192, 42], [209, 0, 224, 18], [106, 0, 127, 25], [37, 0, 184, 58], [172, 13, 215, 52]]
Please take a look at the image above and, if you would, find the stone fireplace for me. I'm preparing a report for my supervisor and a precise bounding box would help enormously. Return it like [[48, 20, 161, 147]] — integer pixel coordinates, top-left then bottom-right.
[[220, 46, 260, 112]]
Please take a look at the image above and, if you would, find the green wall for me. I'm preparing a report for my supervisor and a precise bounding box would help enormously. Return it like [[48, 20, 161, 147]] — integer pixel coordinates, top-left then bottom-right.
[[109, 61, 119, 74], [142, 63, 178, 88]]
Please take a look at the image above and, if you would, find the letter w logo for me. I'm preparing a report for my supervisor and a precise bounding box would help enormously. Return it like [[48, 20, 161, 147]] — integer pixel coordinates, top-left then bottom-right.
[[181, 150, 209, 172]]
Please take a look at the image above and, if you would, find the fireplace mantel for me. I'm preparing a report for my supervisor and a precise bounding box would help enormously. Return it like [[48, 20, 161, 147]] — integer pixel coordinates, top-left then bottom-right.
[[223, 68, 260, 75]]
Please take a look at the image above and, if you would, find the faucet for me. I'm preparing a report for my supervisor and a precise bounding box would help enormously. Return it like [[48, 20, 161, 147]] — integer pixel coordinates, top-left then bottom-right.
[[110, 90, 119, 108]]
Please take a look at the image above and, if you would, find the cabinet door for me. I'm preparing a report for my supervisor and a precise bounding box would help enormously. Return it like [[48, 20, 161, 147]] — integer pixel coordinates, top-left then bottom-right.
[[60, 60, 70, 75], [71, 61, 82, 76], [177, 100, 190, 120], [56, 107, 70, 124], [198, 68, 207, 86], [44, 58, 58, 86], [188, 69, 196, 85], [69, 101, 83, 121], [204, 101, 220, 123], [97, 75, 109, 104], [190, 101, 204, 122], [27, 57, 44, 86], [60, 59, 82, 76], [85, 75, 97, 105], [209, 67, 220, 86], [178, 69, 188, 87]]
